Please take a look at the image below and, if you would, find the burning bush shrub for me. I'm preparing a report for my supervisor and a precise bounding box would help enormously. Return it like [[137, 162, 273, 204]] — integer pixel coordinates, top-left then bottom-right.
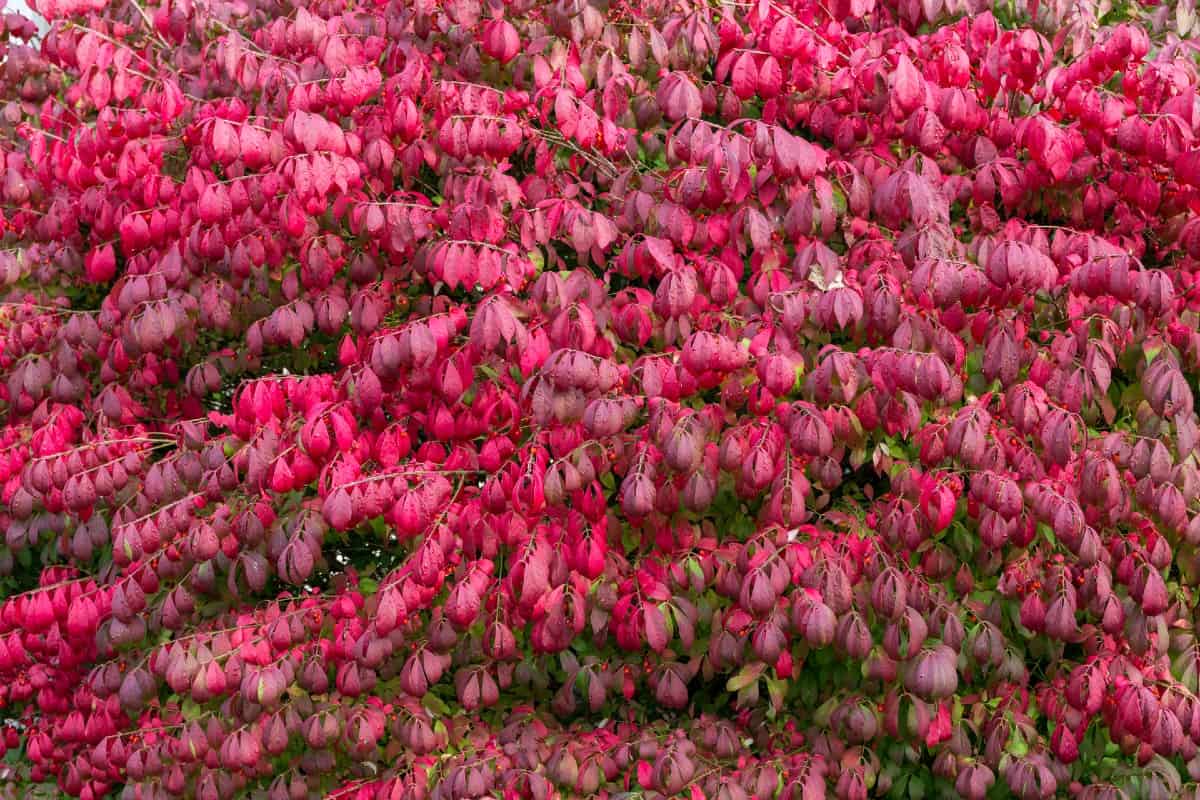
[[0, 0, 1195, 798]]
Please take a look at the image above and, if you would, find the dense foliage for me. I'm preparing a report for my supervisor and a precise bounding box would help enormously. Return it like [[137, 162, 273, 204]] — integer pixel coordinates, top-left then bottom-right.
[[0, 0, 1197, 797]]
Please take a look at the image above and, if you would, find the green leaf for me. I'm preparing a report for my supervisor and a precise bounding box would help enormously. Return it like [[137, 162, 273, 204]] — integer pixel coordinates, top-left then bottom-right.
[[528, 249, 545, 272], [729, 514, 756, 540], [791, 363, 806, 394], [1006, 726, 1029, 758], [765, 677, 786, 716], [621, 526, 640, 553], [1038, 522, 1057, 549], [726, 662, 765, 692], [182, 698, 203, 721], [813, 695, 840, 727], [422, 692, 451, 717]]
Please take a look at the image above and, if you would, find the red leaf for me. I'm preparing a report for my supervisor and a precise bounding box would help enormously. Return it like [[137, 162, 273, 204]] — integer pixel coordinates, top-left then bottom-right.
[[731, 52, 758, 100], [890, 54, 923, 114], [643, 603, 669, 652], [925, 701, 952, 746]]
